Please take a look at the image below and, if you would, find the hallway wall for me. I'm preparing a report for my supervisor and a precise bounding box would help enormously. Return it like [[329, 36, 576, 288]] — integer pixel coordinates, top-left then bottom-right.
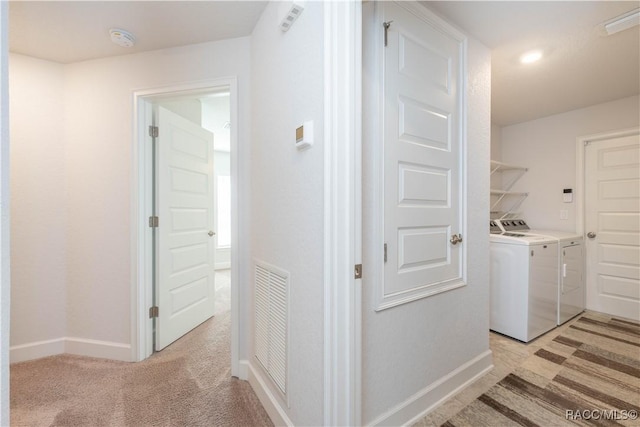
[[9, 36, 252, 361], [249, 2, 325, 425], [361, 3, 492, 424], [63, 36, 251, 356], [9, 54, 67, 356]]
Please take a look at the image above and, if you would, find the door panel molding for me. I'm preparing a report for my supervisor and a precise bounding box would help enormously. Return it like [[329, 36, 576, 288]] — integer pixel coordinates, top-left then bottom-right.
[[156, 106, 215, 350], [576, 127, 639, 233], [372, 1, 468, 311]]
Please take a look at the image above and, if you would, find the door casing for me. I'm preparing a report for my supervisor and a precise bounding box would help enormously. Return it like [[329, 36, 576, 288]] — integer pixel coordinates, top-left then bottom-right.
[[131, 78, 240, 377]]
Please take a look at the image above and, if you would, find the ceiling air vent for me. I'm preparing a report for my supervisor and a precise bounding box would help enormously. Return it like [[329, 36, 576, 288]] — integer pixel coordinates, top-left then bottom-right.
[[279, 1, 305, 32]]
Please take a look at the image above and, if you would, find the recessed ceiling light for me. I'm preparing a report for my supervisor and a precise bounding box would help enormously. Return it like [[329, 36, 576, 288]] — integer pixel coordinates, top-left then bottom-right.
[[109, 29, 136, 48], [520, 50, 543, 64]]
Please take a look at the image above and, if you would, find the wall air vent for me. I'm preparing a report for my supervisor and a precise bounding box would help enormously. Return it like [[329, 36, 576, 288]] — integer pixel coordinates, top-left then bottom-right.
[[254, 260, 289, 401]]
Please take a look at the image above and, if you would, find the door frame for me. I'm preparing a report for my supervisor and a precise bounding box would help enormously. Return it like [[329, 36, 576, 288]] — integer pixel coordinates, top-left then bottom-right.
[[0, 2, 9, 423], [323, 1, 362, 425], [575, 126, 640, 310], [131, 77, 240, 377]]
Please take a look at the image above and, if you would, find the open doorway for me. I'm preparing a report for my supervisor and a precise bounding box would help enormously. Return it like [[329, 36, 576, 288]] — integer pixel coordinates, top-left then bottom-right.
[[132, 78, 240, 376]]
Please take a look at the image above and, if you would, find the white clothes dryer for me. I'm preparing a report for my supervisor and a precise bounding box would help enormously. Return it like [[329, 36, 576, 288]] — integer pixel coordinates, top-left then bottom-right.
[[496, 219, 585, 325], [489, 221, 559, 342]]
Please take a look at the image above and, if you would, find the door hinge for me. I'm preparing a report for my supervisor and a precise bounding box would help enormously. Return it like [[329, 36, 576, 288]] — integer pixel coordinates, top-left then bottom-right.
[[149, 125, 159, 138], [149, 306, 159, 318], [354, 264, 363, 279], [149, 216, 159, 228], [383, 21, 393, 47], [384, 243, 387, 263]]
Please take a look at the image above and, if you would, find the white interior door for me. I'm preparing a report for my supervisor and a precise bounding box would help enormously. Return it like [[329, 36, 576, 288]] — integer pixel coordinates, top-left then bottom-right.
[[156, 106, 216, 350], [380, 1, 466, 309], [585, 132, 640, 320]]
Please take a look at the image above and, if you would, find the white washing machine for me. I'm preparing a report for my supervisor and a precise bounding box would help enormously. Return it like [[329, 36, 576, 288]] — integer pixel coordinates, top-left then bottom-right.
[[489, 221, 559, 342], [497, 219, 585, 325]]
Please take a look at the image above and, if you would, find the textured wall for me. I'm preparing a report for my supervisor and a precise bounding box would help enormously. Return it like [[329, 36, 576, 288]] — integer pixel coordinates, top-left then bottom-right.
[[250, 2, 325, 425], [9, 37, 252, 361], [9, 54, 67, 349], [361, 3, 492, 423], [63, 37, 251, 350], [502, 95, 640, 230]]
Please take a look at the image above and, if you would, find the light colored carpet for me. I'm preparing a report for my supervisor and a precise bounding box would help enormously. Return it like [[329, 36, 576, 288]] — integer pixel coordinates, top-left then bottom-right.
[[10, 271, 273, 427], [440, 312, 640, 427]]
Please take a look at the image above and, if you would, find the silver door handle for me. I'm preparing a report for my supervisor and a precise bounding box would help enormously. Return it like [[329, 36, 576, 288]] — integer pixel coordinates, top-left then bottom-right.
[[587, 231, 596, 239], [208, 231, 215, 237], [450, 234, 463, 245]]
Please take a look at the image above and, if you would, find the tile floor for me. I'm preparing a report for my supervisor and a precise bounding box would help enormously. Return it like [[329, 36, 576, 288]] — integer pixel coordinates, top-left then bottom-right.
[[412, 312, 597, 426]]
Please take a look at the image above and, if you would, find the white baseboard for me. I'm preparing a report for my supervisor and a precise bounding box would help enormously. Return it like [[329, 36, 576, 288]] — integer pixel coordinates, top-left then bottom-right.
[[65, 338, 131, 361], [369, 350, 494, 427], [10, 338, 66, 363], [238, 359, 250, 380], [10, 337, 131, 364], [247, 361, 293, 427], [215, 262, 231, 270]]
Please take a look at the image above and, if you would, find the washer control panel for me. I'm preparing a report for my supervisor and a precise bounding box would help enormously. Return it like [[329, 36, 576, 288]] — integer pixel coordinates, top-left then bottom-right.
[[490, 220, 502, 234], [496, 219, 530, 232]]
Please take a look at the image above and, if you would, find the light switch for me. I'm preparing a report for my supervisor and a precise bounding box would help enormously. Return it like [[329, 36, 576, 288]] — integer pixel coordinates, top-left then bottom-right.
[[560, 210, 569, 220]]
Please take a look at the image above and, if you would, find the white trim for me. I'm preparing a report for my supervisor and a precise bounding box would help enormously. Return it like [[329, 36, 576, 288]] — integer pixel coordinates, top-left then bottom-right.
[[10, 339, 65, 364], [131, 78, 241, 378], [65, 338, 131, 362], [323, 1, 362, 426], [247, 362, 294, 427], [215, 261, 231, 270], [575, 126, 640, 235], [10, 337, 131, 363], [368, 350, 493, 427], [0, 2, 9, 423], [238, 359, 250, 380]]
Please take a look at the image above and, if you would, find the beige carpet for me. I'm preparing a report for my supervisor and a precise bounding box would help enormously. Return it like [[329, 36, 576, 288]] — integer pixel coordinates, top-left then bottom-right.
[[10, 310, 273, 427], [442, 312, 640, 427]]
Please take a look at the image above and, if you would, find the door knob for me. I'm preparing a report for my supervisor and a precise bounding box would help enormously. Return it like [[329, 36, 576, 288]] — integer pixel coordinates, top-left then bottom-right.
[[450, 234, 463, 245], [587, 231, 596, 239], [208, 231, 215, 237]]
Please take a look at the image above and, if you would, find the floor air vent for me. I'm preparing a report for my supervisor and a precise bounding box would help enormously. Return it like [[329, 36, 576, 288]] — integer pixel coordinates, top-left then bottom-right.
[[254, 261, 289, 398]]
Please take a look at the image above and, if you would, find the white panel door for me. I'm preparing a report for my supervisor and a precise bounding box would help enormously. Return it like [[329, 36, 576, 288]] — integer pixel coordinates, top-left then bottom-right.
[[380, 1, 466, 309], [585, 133, 640, 320], [156, 107, 216, 350]]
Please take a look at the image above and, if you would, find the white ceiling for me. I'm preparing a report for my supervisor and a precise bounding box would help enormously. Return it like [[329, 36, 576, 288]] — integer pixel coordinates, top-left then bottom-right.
[[9, 1, 267, 64], [426, 1, 640, 126], [8, 1, 640, 126]]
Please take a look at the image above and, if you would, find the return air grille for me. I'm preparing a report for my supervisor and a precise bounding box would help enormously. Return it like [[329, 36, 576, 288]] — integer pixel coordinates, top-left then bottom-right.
[[254, 261, 289, 397]]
